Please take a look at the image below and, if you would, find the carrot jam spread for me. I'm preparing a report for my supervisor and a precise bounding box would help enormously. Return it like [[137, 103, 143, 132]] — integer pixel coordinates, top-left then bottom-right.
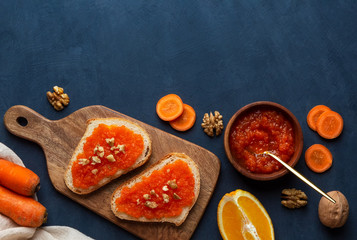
[[229, 109, 295, 173], [72, 124, 144, 189], [115, 159, 195, 219]]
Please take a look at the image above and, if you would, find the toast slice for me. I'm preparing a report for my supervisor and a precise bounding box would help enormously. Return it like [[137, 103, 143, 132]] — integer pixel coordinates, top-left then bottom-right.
[[64, 117, 152, 194], [111, 152, 200, 226]]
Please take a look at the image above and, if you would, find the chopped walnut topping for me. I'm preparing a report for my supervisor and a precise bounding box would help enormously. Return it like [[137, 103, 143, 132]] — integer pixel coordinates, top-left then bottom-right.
[[91, 169, 98, 175], [94, 145, 103, 153], [281, 188, 308, 209], [94, 145, 104, 157], [119, 145, 125, 152], [143, 194, 151, 200], [111, 144, 125, 154], [106, 154, 116, 162], [78, 158, 89, 166], [46, 86, 70, 111], [162, 185, 169, 192], [201, 111, 224, 137], [145, 201, 158, 209], [173, 193, 181, 200], [136, 199, 140, 205], [91, 156, 101, 165], [162, 194, 170, 203], [150, 190, 158, 197], [167, 179, 178, 189], [106, 138, 115, 147]]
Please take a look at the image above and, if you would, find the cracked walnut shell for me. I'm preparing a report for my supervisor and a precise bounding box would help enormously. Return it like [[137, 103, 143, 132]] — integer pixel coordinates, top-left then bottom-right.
[[281, 188, 308, 209], [47, 86, 70, 111], [201, 111, 224, 137]]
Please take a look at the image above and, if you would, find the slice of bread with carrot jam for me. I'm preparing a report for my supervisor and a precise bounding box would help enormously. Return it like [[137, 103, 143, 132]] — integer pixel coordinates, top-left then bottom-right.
[[111, 152, 200, 226], [64, 117, 152, 195]]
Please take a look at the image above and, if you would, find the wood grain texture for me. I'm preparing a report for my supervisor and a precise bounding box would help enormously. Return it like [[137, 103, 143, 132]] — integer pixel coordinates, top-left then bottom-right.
[[3, 105, 220, 240]]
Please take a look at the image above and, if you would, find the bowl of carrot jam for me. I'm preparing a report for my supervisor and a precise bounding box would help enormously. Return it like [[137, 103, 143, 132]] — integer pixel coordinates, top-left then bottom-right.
[[224, 101, 303, 181]]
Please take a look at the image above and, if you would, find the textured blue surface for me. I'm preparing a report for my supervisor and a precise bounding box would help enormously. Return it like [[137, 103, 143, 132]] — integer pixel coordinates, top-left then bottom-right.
[[1, 1, 356, 239]]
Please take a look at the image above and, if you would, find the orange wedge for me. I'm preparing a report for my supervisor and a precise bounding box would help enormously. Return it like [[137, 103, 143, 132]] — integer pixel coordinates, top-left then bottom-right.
[[217, 189, 274, 240]]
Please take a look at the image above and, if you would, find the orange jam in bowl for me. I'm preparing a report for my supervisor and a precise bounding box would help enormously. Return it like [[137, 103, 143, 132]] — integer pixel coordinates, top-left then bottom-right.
[[229, 108, 295, 174], [115, 159, 195, 219], [71, 124, 144, 189]]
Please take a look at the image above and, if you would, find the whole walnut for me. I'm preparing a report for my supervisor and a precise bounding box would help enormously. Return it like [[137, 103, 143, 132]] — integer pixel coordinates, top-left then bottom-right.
[[318, 191, 349, 228]]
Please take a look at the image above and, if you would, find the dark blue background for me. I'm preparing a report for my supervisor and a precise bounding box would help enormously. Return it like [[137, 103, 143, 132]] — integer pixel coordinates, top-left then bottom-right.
[[1, 1, 356, 239]]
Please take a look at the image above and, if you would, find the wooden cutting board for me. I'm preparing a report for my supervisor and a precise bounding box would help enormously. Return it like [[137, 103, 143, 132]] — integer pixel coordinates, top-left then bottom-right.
[[4, 105, 220, 240]]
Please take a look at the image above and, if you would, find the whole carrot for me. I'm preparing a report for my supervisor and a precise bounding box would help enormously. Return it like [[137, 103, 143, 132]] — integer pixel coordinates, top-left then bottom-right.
[[0, 185, 47, 227], [0, 159, 40, 196]]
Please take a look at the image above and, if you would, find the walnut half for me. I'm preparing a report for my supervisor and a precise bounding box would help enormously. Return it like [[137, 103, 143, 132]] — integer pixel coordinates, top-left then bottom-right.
[[47, 86, 70, 111], [201, 111, 224, 137], [281, 188, 308, 209]]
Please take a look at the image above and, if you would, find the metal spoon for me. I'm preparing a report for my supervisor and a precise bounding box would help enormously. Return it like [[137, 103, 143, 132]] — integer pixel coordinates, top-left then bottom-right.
[[263, 151, 336, 204]]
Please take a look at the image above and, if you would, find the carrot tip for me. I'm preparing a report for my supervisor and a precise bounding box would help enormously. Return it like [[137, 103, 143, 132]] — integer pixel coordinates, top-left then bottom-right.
[[35, 183, 41, 194], [43, 211, 48, 224]]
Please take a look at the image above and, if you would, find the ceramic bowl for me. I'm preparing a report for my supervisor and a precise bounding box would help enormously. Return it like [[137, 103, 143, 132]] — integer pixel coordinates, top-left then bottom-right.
[[224, 101, 303, 181]]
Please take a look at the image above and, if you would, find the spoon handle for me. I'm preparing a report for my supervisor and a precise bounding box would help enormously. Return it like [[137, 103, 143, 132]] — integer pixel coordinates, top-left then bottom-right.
[[263, 151, 336, 204]]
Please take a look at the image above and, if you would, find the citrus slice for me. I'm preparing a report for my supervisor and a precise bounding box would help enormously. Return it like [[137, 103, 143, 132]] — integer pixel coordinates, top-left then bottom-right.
[[217, 189, 274, 240]]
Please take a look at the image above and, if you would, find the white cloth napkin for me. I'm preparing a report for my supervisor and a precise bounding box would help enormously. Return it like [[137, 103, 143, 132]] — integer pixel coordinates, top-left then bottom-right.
[[0, 143, 93, 240]]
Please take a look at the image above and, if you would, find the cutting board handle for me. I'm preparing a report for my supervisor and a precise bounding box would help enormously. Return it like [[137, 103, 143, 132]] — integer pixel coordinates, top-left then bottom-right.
[[4, 105, 51, 145]]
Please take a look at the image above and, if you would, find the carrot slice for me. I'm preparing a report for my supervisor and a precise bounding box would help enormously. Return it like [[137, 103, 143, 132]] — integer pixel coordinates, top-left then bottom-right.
[[305, 144, 333, 173], [169, 104, 196, 131], [0, 159, 40, 196], [0, 185, 47, 227], [316, 110, 343, 139], [156, 94, 184, 121], [307, 105, 331, 131]]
